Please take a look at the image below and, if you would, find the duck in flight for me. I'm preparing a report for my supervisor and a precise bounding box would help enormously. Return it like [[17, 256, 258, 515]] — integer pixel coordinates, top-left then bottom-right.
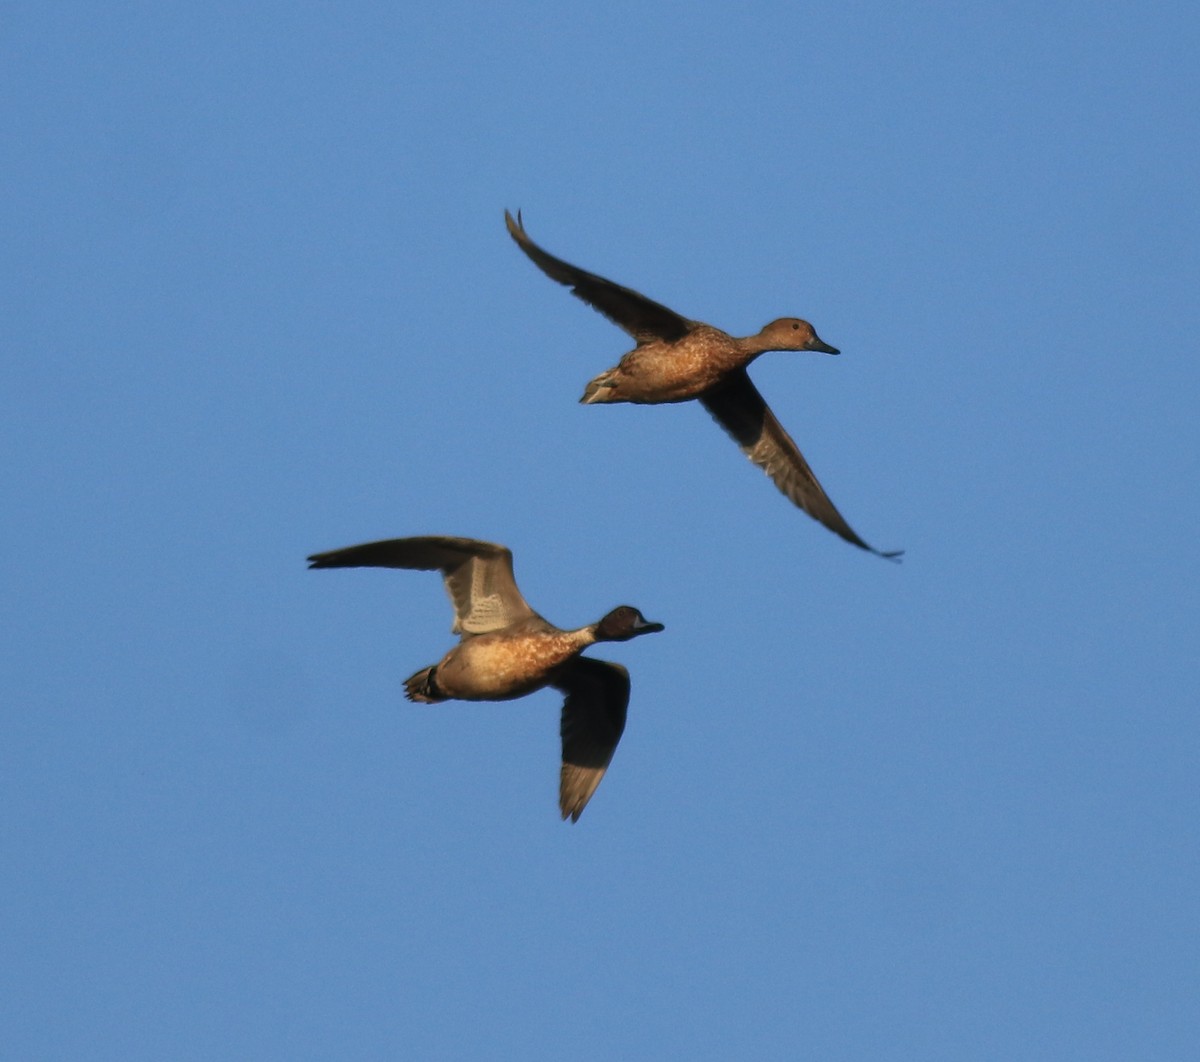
[[308, 535, 664, 821], [505, 210, 901, 560]]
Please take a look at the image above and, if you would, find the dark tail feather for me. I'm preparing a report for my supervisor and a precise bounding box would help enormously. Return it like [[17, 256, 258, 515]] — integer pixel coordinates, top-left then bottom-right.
[[403, 666, 446, 704]]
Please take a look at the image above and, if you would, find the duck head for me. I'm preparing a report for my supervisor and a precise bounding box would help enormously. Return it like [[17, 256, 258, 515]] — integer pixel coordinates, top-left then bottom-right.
[[757, 317, 840, 354], [595, 606, 665, 642]]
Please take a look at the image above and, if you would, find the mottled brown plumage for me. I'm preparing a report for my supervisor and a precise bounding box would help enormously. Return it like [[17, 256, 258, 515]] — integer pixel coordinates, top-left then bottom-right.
[[506, 210, 900, 560], [308, 536, 663, 822]]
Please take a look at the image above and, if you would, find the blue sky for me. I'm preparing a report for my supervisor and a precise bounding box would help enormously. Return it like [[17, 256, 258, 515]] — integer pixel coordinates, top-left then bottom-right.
[[3, 2, 1197, 1058]]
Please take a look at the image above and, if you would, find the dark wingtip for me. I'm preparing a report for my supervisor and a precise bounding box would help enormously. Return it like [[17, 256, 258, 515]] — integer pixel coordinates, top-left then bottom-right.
[[307, 553, 332, 569], [878, 549, 904, 564]]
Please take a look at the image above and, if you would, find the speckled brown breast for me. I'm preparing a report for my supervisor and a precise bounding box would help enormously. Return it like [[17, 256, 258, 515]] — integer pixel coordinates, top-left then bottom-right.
[[611, 326, 749, 403], [434, 626, 594, 701]]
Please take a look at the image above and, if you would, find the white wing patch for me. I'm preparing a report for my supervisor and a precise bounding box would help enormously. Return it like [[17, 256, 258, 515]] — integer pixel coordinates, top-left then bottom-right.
[[452, 556, 510, 634]]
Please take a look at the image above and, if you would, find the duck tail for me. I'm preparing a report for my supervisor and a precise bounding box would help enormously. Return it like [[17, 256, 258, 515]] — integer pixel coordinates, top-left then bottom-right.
[[580, 371, 618, 404], [403, 666, 446, 704]]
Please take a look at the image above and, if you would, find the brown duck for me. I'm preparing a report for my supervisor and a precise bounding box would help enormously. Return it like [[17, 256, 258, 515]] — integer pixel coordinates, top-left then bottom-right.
[[308, 535, 664, 821], [505, 210, 900, 560]]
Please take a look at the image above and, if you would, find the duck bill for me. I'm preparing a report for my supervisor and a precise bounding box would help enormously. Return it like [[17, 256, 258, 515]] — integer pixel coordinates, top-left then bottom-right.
[[634, 618, 665, 634], [804, 336, 840, 355]]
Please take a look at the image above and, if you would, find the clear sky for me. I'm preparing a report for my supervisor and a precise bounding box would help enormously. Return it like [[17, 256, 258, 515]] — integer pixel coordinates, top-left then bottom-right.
[[3, 2, 1197, 1059]]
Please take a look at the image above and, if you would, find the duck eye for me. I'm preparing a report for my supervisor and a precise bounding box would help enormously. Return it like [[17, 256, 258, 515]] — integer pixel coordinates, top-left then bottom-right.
[[792, 322, 800, 330]]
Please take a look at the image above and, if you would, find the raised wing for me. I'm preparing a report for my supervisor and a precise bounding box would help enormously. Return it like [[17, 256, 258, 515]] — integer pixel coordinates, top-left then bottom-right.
[[505, 210, 693, 344], [552, 657, 631, 822], [307, 536, 540, 633], [700, 370, 902, 560]]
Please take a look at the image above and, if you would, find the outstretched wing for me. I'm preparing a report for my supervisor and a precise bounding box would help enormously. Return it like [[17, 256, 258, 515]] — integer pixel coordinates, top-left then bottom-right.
[[505, 210, 693, 344], [552, 657, 631, 822], [307, 536, 541, 633], [700, 371, 902, 560]]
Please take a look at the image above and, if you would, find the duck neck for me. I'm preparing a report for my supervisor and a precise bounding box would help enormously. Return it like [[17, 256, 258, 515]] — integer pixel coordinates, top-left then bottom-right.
[[572, 625, 602, 649], [733, 334, 773, 363]]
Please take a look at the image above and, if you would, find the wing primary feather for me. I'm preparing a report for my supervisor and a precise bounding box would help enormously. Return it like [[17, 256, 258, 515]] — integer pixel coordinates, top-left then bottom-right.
[[505, 210, 693, 344], [700, 373, 902, 560]]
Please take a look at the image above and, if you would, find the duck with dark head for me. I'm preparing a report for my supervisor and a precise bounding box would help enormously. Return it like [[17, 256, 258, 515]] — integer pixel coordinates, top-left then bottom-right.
[[308, 535, 663, 822]]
